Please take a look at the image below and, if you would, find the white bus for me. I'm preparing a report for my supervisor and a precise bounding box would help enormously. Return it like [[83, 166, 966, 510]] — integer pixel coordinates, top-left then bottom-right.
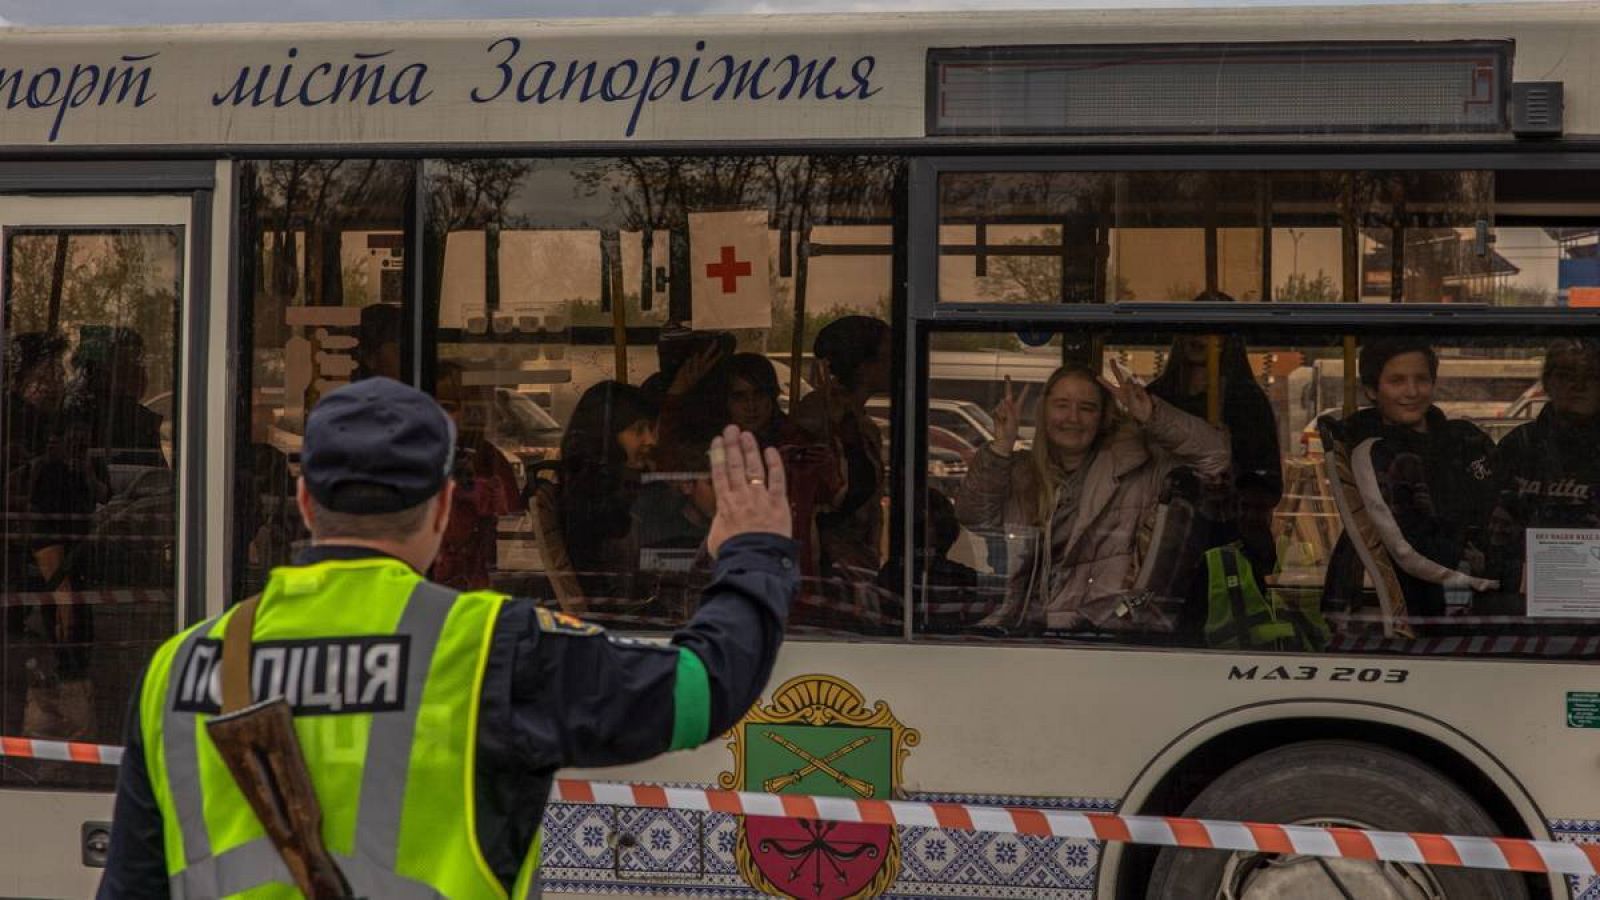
[[2, 4, 1600, 898]]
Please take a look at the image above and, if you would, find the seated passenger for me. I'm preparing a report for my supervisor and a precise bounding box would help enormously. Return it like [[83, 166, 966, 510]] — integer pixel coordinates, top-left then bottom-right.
[[955, 365, 1230, 634], [719, 352, 790, 448], [1483, 338, 1600, 612], [635, 442, 716, 554], [791, 316, 893, 578], [1320, 339, 1496, 622], [631, 441, 718, 624], [535, 381, 657, 610]]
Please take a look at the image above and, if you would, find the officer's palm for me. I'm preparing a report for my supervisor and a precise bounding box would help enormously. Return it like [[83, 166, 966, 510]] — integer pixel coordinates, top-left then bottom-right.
[[707, 426, 792, 558]]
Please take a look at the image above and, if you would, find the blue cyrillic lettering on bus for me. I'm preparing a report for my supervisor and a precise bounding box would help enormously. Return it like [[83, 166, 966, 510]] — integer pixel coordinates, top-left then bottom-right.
[[776, 55, 836, 100], [851, 56, 879, 99], [0, 53, 156, 143], [462, 39, 878, 136], [560, 60, 602, 103], [389, 62, 432, 105], [710, 55, 775, 101], [215, 48, 429, 109], [519, 60, 558, 103], [471, 36, 518, 103], [680, 41, 711, 102], [336, 52, 392, 105], [625, 55, 681, 136], [600, 59, 640, 102], [213, 63, 272, 107]]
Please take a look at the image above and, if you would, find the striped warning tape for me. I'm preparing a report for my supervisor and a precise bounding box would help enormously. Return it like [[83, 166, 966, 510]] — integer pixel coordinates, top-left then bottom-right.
[[10, 738, 1597, 876], [0, 736, 123, 766], [550, 779, 1600, 876]]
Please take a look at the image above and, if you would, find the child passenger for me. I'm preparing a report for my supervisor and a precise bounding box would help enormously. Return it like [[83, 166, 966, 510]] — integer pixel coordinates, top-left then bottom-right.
[[1320, 339, 1497, 620]]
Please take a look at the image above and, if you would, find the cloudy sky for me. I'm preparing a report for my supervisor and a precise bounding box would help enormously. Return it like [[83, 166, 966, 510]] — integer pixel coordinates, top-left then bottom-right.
[[0, 0, 1570, 27]]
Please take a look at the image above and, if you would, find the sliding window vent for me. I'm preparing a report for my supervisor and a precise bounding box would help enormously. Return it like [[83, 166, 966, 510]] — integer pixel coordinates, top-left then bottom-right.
[[929, 42, 1511, 137]]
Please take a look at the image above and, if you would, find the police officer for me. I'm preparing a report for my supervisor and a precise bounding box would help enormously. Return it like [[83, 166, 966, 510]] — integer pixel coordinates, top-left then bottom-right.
[[98, 377, 797, 898]]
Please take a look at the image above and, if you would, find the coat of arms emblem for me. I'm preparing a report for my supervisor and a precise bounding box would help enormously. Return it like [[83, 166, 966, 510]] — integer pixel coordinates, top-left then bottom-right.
[[720, 674, 919, 899]]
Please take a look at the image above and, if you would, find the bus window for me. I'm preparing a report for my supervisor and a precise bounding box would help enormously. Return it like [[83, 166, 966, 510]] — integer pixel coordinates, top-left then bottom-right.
[[232, 160, 414, 599], [922, 328, 1600, 657], [938, 170, 1507, 305], [421, 156, 905, 637], [2, 229, 182, 790]]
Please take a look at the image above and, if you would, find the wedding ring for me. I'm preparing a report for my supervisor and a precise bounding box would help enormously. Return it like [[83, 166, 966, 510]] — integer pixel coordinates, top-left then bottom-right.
[[749, 476, 765, 486]]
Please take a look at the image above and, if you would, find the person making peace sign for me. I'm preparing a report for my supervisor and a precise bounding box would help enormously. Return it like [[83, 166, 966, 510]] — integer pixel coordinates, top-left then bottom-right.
[[954, 364, 1230, 634]]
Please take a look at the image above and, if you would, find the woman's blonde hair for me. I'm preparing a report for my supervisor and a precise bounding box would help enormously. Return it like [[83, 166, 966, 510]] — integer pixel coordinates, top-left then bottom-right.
[[1026, 365, 1116, 525]]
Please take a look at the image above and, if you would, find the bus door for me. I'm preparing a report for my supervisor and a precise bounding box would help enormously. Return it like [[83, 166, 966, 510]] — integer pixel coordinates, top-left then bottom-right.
[[0, 194, 200, 897]]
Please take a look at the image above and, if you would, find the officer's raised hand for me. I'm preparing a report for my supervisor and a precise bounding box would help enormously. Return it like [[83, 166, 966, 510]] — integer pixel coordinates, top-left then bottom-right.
[[706, 425, 790, 557]]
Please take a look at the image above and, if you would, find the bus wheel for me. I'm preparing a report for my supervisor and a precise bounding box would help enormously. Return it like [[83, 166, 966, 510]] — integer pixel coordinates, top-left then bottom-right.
[[1145, 740, 1529, 900]]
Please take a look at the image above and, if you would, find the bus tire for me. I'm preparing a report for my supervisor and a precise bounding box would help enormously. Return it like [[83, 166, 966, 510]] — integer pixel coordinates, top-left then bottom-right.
[[1144, 739, 1529, 899]]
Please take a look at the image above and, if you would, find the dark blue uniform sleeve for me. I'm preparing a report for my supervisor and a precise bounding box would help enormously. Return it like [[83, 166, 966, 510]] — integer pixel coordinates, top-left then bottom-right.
[[487, 533, 797, 770], [97, 670, 169, 899]]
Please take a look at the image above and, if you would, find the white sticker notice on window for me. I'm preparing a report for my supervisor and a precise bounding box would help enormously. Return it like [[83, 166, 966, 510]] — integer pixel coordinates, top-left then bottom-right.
[[1526, 529, 1600, 617]]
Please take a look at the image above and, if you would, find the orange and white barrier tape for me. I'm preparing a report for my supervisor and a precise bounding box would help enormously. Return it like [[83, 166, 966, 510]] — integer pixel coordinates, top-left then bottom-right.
[[10, 739, 1598, 877], [551, 779, 1600, 877], [0, 736, 122, 766]]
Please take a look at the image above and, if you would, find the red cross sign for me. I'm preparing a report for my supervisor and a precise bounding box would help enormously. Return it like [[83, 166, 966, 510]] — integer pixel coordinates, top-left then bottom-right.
[[706, 245, 753, 294]]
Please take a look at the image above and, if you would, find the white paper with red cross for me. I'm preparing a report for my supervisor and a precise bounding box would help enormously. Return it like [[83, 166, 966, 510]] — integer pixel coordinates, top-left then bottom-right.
[[689, 210, 773, 330]]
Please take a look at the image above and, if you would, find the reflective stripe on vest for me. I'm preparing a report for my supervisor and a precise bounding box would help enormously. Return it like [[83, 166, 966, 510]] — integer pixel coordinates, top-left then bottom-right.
[[140, 558, 529, 899], [1204, 546, 1292, 649]]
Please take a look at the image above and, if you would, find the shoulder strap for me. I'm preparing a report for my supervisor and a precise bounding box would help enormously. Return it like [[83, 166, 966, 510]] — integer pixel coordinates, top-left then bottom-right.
[[220, 596, 261, 714]]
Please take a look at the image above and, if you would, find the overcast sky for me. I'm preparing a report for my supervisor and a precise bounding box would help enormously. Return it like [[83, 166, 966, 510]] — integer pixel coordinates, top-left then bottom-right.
[[0, 0, 1568, 28]]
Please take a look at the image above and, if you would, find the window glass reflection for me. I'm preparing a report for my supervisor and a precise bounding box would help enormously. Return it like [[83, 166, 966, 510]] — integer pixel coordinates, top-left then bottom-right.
[[920, 331, 1600, 657], [937, 170, 1535, 305], [2, 228, 181, 790], [234, 160, 414, 599], [422, 156, 904, 636]]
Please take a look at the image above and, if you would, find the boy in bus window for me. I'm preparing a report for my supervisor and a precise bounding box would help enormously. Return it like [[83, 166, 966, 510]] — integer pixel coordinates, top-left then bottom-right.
[[1482, 338, 1600, 614], [1320, 339, 1497, 624], [634, 441, 717, 554], [955, 365, 1229, 635]]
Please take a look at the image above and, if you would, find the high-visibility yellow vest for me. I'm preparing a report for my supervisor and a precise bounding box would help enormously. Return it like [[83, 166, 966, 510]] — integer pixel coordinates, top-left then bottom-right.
[[138, 557, 538, 899], [1203, 544, 1329, 652]]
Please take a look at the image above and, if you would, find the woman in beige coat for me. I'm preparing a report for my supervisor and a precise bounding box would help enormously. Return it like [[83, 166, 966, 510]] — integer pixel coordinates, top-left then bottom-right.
[[955, 364, 1231, 633]]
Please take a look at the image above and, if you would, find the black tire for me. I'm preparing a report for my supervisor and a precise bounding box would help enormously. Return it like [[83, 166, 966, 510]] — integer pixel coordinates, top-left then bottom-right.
[[1146, 740, 1530, 900]]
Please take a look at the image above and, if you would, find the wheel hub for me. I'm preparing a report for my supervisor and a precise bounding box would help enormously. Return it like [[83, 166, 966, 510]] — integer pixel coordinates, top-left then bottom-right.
[[1218, 818, 1446, 900]]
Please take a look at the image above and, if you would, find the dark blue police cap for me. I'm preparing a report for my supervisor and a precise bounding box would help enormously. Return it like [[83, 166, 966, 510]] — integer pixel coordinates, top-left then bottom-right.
[[302, 377, 456, 514]]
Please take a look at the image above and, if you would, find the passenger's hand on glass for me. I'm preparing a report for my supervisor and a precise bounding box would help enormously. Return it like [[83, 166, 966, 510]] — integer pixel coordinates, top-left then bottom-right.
[[1099, 364, 1154, 424], [991, 376, 1028, 456], [668, 344, 723, 397], [707, 425, 791, 557]]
